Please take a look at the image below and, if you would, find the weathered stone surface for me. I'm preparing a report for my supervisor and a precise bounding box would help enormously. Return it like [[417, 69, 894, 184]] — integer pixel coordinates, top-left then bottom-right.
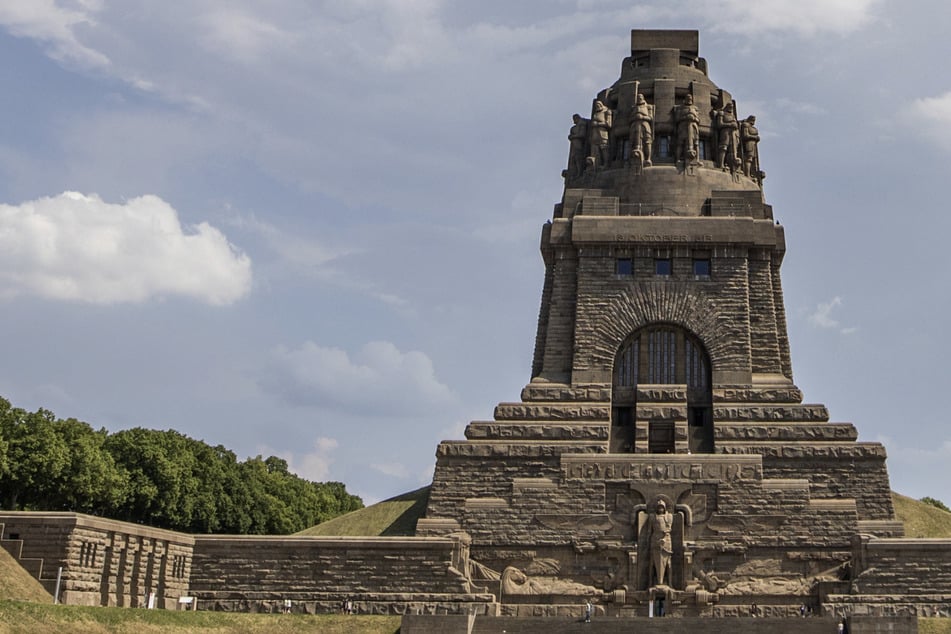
[[465, 421, 609, 441], [493, 402, 611, 421]]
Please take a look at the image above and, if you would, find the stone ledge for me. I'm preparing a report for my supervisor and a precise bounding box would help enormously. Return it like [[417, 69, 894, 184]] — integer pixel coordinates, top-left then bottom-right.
[[716, 442, 887, 458], [761, 479, 810, 490], [494, 402, 611, 421], [712, 404, 829, 422], [465, 421, 609, 441], [809, 499, 857, 513], [464, 498, 509, 510], [512, 478, 558, 491], [714, 423, 857, 441], [521, 383, 611, 402], [436, 440, 606, 458], [856, 520, 905, 537]]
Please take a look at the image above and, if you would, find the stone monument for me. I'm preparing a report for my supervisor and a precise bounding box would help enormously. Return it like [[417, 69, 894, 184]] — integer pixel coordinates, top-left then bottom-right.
[[418, 28, 905, 618]]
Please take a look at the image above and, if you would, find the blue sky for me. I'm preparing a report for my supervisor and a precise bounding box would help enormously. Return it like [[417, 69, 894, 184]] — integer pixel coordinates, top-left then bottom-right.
[[0, 0, 949, 506]]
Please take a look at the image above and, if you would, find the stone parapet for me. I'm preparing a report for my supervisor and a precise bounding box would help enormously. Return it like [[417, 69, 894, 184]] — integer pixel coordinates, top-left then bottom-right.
[[713, 386, 803, 403], [436, 440, 606, 458], [494, 402, 611, 421], [520, 383, 612, 402], [712, 404, 829, 422], [716, 442, 887, 458], [465, 421, 609, 441], [714, 423, 857, 442]]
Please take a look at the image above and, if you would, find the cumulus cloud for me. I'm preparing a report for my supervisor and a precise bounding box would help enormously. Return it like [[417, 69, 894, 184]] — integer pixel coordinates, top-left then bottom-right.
[[807, 297, 857, 335], [371, 462, 410, 479], [0, 0, 109, 68], [0, 191, 252, 305], [697, 0, 879, 37], [909, 92, 951, 151], [263, 340, 456, 415], [258, 437, 338, 482]]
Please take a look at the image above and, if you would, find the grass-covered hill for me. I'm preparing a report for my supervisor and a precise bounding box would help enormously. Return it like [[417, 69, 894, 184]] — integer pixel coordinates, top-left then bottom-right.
[[0, 545, 51, 604], [295, 486, 429, 537], [892, 492, 951, 538]]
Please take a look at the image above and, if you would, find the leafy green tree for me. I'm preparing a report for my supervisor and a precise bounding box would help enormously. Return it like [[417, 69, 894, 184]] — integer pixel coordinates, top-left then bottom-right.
[[0, 395, 362, 533], [0, 404, 70, 509], [921, 497, 951, 513]]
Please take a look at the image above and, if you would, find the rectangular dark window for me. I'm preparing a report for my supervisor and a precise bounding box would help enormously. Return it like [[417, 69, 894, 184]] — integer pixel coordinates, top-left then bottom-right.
[[616, 258, 633, 275], [692, 258, 711, 276], [654, 258, 672, 276], [657, 136, 670, 158]]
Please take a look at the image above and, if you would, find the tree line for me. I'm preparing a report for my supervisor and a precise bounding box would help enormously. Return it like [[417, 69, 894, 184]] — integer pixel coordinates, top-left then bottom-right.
[[0, 397, 362, 534]]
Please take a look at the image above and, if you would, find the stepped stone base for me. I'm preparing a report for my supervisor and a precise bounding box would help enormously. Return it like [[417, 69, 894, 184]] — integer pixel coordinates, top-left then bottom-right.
[[401, 615, 917, 634]]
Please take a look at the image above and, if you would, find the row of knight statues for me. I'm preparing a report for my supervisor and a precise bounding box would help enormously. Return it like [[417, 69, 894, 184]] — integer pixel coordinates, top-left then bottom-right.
[[565, 91, 763, 184]]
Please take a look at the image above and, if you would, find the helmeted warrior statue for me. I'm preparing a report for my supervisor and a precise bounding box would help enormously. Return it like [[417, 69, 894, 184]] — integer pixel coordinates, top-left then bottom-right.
[[713, 101, 740, 172], [587, 99, 613, 170], [674, 94, 700, 166], [628, 93, 654, 168]]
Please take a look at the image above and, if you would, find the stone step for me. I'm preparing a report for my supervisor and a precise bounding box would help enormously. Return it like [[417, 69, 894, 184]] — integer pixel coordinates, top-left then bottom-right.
[[401, 615, 904, 634], [521, 384, 611, 403], [465, 421, 609, 441], [494, 403, 611, 422], [716, 442, 887, 459], [714, 423, 858, 442], [437, 440, 606, 458], [712, 404, 829, 422]]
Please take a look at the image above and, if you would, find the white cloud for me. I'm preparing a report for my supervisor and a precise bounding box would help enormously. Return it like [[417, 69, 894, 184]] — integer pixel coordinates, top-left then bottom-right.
[[698, 0, 879, 37], [263, 340, 456, 415], [0, 0, 109, 68], [909, 92, 951, 151], [371, 462, 410, 479], [807, 296, 857, 335], [197, 9, 293, 65], [266, 436, 338, 482], [0, 192, 252, 305]]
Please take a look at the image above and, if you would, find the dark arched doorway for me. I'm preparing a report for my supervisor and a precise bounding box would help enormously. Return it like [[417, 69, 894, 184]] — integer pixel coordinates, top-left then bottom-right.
[[611, 325, 713, 454]]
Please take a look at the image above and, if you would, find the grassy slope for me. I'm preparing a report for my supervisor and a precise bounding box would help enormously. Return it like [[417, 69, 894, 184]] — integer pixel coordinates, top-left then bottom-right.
[[0, 546, 52, 604], [892, 492, 951, 538], [295, 486, 430, 536]]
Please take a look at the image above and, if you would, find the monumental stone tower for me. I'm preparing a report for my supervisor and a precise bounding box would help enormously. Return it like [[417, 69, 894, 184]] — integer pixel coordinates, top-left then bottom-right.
[[420, 29, 902, 617]]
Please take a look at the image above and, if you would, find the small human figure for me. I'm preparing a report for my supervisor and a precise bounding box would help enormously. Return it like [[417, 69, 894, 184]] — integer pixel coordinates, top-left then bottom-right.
[[739, 115, 760, 179], [584, 600, 592, 623], [713, 101, 740, 171], [628, 93, 653, 167], [282, 598, 292, 614], [344, 597, 354, 614], [587, 100, 613, 170], [674, 94, 701, 166], [566, 114, 589, 179], [750, 602, 759, 617], [838, 619, 845, 634], [799, 603, 806, 617], [645, 498, 674, 587]]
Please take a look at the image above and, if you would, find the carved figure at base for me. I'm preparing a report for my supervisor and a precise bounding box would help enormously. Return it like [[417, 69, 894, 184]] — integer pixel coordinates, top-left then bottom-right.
[[501, 565, 602, 597], [587, 100, 613, 170], [565, 114, 589, 180], [674, 94, 700, 166], [713, 102, 740, 172], [740, 115, 761, 180], [628, 93, 654, 168], [646, 499, 674, 587]]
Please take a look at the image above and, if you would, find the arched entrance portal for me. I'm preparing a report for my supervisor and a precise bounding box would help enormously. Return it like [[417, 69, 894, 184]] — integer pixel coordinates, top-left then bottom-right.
[[611, 325, 713, 454]]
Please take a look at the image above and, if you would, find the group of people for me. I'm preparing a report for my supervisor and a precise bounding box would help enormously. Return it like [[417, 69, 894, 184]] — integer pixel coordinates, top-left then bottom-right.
[[566, 92, 761, 180]]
